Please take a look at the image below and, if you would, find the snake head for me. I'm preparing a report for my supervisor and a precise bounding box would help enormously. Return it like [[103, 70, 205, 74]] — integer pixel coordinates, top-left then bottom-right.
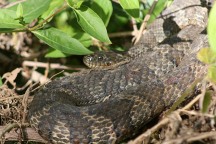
[[83, 51, 125, 69]]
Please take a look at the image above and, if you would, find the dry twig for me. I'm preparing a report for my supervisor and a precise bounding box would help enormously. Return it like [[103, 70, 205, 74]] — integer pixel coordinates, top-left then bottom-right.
[[134, 0, 158, 44], [0, 126, 46, 143]]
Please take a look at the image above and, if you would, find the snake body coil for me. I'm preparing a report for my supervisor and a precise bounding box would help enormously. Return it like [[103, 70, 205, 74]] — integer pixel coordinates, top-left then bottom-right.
[[28, 0, 211, 143]]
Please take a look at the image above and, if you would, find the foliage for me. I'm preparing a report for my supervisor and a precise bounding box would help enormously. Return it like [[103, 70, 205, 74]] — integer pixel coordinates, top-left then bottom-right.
[[0, 76, 2, 86], [32, 27, 92, 54], [119, 0, 140, 20], [196, 2, 216, 113], [0, 0, 170, 58], [197, 2, 216, 83]]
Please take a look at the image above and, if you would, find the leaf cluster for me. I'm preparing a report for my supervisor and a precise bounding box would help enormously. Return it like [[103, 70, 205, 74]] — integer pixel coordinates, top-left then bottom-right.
[[197, 2, 216, 83], [196, 3, 216, 113], [0, 0, 170, 58]]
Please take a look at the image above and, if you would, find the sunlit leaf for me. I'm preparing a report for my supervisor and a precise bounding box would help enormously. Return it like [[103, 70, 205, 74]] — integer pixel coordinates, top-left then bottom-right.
[[70, 5, 111, 43], [142, 0, 169, 23], [9, 0, 51, 23], [16, 3, 23, 18], [208, 3, 216, 53], [119, 0, 140, 19], [197, 48, 216, 64], [208, 65, 216, 83], [41, 0, 64, 21], [0, 9, 23, 28], [0, 76, 2, 86], [66, 0, 84, 8], [32, 27, 93, 55], [90, 0, 113, 26], [202, 91, 211, 113], [107, 2, 129, 32], [55, 11, 92, 47], [45, 48, 70, 58]]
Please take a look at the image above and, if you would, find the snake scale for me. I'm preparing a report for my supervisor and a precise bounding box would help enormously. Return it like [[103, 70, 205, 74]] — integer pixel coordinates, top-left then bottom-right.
[[28, 0, 212, 143]]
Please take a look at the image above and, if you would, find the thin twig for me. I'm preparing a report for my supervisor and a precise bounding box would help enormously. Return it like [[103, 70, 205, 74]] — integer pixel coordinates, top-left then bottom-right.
[[0, 126, 46, 143], [128, 83, 212, 144], [179, 109, 215, 118], [21, 83, 37, 124], [109, 31, 135, 38], [134, 0, 158, 44], [22, 60, 85, 71], [16, 80, 32, 91], [128, 114, 172, 144], [128, 106, 216, 144], [31, 70, 64, 93], [131, 18, 138, 33], [0, 123, 19, 138], [182, 79, 207, 110], [0, 95, 24, 101], [166, 78, 203, 114], [0, 3, 68, 33], [163, 131, 216, 144], [28, 4, 68, 31], [2, 0, 26, 8]]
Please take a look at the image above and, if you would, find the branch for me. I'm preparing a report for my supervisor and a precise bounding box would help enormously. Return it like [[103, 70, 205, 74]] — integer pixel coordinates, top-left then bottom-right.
[[28, 4, 68, 31], [0, 126, 46, 143], [108, 31, 135, 38], [134, 0, 158, 44], [22, 60, 85, 71]]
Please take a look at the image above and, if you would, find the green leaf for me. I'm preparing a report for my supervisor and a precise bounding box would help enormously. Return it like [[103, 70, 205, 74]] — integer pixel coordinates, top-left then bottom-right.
[[107, 2, 130, 32], [208, 65, 216, 83], [0, 9, 24, 28], [32, 27, 93, 55], [45, 48, 70, 58], [119, 0, 140, 19], [149, 0, 169, 23], [166, 0, 174, 6], [9, 0, 51, 23], [71, 5, 111, 43], [197, 48, 216, 64], [142, 0, 169, 23], [66, 0, 85, 8], [73, 32, 92, 47], [16, 3, 23, 18], [202, 91, 211, 113], [58, 24, 92, 47], [0, 28, 15, 32], [0, 76, 2, 86], [208, 3, 216, 53], [41, 0, 64, 21], [55, 11, 92, 47], [90, 0, 113, 26]]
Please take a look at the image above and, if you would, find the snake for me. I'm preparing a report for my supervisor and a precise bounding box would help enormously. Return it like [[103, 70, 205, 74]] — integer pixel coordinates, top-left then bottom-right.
[[83, 51, 129, 69], [28, 0, 212, 143]]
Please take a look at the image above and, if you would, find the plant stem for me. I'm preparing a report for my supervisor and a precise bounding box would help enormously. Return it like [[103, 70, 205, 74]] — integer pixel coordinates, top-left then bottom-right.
[[0, 4, 68, 33], [134, 0, 158, 44], [0, 28, 26, 33], [28, 4, 68, 31]]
